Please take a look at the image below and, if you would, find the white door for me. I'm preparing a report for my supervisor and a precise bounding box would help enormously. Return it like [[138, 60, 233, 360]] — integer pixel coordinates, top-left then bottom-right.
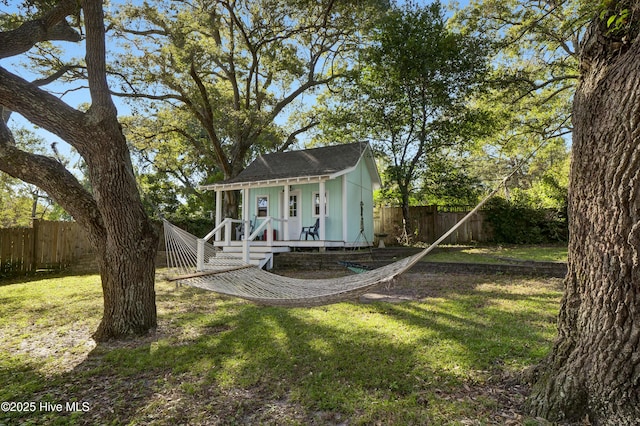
[[284, 190, 301, 240]]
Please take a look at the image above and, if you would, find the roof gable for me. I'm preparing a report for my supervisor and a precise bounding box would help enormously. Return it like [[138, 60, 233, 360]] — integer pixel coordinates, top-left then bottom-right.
[[204, 142, 380, 190]]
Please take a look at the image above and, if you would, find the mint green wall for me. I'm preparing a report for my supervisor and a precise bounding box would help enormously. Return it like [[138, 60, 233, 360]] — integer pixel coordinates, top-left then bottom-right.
[[295, 179, 343, 241], [245, 157, 375, 244], [248, 186, 284, 237], [345, 159, 375, 243]]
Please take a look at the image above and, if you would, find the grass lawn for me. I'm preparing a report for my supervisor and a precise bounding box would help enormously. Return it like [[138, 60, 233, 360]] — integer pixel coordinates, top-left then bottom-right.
[[424, 245, 568, 264], [0, 270, 562, 425]]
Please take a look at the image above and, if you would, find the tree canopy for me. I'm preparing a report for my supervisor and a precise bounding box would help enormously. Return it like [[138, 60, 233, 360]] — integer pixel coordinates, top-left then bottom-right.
[[315, 0, 492, 237], [109, 0, 386, 216], [452, 0, 585, 204]]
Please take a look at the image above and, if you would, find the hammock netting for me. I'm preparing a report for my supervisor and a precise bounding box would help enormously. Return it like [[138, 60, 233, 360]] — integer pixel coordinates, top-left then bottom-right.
[[163, 219, 438, 306], [161, 143, 534, 307]]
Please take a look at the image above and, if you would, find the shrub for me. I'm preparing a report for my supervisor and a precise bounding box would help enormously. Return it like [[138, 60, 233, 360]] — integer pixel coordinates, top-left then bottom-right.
[[484, 197, 568, 244]]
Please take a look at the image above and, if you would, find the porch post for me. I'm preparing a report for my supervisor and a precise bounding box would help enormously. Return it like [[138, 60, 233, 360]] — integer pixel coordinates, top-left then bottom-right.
[[283, 184, 290, 241], [196, 238, 205, 271], [319, 180, 326, 241], [242, 187, 250, 264], [342, 175, 348, 243], [267, 217, 273, 246], [215, 189, 223, 241], [224, 220, 232, 246]]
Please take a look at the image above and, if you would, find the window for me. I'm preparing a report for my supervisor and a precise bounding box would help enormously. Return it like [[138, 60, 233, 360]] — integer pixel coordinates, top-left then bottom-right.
[[289, 194, 298, 217], [313, 192, 328, 216], [256, 195, 269, 217]]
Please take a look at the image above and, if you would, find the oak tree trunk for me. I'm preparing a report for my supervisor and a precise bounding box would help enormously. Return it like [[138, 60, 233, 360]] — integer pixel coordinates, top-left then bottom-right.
[[93, 228, 158, 340], [528, 4, 640, 422], [0, 0, 158, 341], [87, 125, 158, 341]]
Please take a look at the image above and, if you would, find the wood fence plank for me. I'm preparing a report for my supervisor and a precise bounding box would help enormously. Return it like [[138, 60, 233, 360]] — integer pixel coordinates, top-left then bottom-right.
[[1, 229, 13, 273], [14, 228, 25, 273], [374, 206, 492, 245], [51, 222, 59, 268], [0, 221, 97, 276], [23, 227, 34, 273]]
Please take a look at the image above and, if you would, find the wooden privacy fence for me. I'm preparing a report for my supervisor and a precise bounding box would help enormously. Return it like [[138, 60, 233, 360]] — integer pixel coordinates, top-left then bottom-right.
[[0, 220, 93, 276], [373, 205, 491, 245], [0, 211, 485, 276]]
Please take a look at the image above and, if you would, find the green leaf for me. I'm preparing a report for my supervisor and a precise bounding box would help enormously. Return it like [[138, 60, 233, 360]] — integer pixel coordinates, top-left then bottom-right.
[[600, 9, 608, 21]]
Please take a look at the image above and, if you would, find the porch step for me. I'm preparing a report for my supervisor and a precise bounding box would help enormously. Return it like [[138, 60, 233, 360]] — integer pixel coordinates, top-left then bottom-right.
[[203, 257, 247, 268], [216, 252, 267, 263], [204, 254, 271, 270], [219, 245, 291, 254], [204, 246, 290, 270]]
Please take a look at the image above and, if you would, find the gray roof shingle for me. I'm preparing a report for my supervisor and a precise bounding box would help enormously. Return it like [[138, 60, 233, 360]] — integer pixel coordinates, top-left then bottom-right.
[[220, 142, 372, 185]]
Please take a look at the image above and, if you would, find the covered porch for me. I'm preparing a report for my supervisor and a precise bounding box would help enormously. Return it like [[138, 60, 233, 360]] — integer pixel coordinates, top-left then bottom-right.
[[194, 214, 364, 273], [196, 143, 379, 269], [209, 178, 333, 245]]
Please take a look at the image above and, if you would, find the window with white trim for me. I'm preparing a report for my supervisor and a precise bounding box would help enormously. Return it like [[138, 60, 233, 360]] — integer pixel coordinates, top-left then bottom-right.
[[312, 192, 328, 217], [256, 195, 269, 217]]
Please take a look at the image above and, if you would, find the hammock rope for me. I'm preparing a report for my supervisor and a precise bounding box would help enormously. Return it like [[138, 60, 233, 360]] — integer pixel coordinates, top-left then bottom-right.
[[163, 142, 545, 307], [163, 180, 500, 306]]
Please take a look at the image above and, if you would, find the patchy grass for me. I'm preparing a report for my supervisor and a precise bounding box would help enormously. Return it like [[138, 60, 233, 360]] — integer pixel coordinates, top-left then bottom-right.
[[425, 245, 567, 264], [0, 270, 562, 425]]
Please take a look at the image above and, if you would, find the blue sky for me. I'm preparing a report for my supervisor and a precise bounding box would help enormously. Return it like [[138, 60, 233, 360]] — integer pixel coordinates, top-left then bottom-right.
[[4, 0, 470, 170]]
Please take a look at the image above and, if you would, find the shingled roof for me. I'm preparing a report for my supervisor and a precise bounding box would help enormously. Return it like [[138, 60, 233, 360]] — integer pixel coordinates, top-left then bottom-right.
[[202, 142, 381, 190]]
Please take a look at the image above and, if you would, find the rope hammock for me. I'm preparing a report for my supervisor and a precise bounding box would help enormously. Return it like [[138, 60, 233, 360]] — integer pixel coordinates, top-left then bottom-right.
[[163, 138, 549, 307], [163, 182, 500, 307]]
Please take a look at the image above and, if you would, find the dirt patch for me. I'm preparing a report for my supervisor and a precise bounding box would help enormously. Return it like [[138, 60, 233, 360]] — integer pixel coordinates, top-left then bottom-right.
[[276, 269, 563, 304]]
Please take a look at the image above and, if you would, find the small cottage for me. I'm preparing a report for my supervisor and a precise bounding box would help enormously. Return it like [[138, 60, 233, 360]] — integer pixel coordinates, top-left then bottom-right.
[[199, 142, 381, 266]]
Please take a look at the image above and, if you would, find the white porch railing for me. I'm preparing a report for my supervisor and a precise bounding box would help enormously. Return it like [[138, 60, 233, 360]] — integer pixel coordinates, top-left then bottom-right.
[[197, 216, 286, 270], [202, 217, 241, 244], [197, 218, 239, 271]]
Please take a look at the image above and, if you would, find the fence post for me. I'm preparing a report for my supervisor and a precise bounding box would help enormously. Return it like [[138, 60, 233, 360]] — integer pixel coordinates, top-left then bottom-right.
[[31, 218, 39, 272]]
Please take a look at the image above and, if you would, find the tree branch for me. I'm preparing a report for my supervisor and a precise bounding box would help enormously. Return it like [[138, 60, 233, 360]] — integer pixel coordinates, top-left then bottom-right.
[[502, 73, 579, 102], [111, 90, 184, 103], [0, 120, 105, 243], [188, 62, 231, 176], [278, 119, 320, 152], [31, 65, 78, 87], [0, 66, 87, 150], [0, 0, 81, 59], [84, 0, 117, 118], [119, 28, 167, 37]]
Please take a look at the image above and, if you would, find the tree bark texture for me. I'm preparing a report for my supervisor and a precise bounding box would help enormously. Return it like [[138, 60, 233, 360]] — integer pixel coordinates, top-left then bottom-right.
[[528, 4, 640, 423], [83, 120, 158, 341], [0, 0, 158, 341]]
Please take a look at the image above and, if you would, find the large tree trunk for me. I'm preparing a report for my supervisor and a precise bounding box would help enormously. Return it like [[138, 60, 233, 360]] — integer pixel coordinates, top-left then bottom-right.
[[93, 227, 158, 340], [0, 0, 158, 341], [0, 117, 159, 341], [528, 5, 640, 423], [87, 123, 159, 341]]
